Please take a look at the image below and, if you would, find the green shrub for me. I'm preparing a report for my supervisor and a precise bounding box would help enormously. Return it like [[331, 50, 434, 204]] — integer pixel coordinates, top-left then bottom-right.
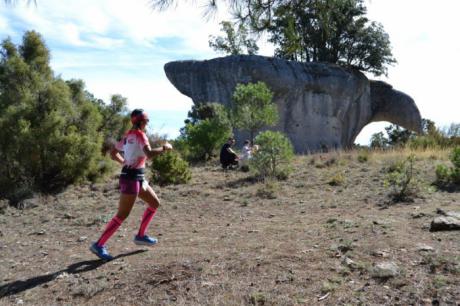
[[171, 137, 193, 162], [251, 131, 294, 179], [179, 103, 232, 161], [435, 164, 451, 186], [435, 147, 460, 188], [232, 81, 278, 143], [1, 33, 98, 194], [256, 179, 279, 199], [328, 172, 345, 186], [0, 32, 123, 200], [451, 147, 460, 169], [384, 155, 419, 202], [184, 118, 231, 161], [150, 151, 192, 186], [370, 132, 388, 149], [357, 150, 369, 163]]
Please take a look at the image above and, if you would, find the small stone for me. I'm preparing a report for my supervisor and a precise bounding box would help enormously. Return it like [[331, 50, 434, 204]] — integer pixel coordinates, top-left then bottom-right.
[[416, 243, 435, 252], [29, 230, 46, 236], [77, 236, 87, 242], [342, 256, 358, 270], [64, 213, 74, 219], [18, 198, 39, 209], [430, 216, 460, 231], [371, 262, 399, 279], [371, 250, 390, 258], [411, 212, 427, 219], [436, 208, 447, 215], [446, 211, 460, 218], [56, 272, 69, 279], [437, 208, 460, 218]]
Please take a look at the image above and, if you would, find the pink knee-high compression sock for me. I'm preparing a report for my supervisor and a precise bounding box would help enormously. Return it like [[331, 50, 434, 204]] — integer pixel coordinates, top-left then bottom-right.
[[96, 216, 124, 247], [138, 207, 157, 237]]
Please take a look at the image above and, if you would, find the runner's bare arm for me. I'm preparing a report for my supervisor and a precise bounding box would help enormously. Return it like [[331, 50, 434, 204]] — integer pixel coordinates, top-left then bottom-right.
[[110, 147, 124, 165], [143, 142, 173, 159]]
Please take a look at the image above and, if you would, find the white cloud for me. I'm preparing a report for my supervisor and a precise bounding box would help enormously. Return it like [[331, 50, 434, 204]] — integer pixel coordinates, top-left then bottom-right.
[[0, 14, 11, 33], [86, 35, 125, 49], [60, 23, 85, 46]]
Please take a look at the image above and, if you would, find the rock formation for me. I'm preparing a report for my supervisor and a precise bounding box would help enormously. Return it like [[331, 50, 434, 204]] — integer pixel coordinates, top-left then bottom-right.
[[164, 55, 422, 153]]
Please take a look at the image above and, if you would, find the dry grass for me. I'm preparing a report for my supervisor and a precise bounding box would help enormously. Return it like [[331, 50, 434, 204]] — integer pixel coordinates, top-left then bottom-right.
[[0, 148, 458, 305]]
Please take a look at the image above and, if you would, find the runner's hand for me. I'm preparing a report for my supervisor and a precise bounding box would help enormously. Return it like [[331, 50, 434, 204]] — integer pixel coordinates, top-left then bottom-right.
[[163, 142, 173, 151]]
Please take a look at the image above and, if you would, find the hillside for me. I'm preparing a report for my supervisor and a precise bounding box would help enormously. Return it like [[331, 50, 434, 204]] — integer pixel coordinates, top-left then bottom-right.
[[0, 150, 459, 305]]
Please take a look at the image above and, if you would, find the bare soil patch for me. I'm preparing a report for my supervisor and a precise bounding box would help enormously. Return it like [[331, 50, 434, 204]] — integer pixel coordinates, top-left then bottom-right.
[[0, 151, 459, 305]]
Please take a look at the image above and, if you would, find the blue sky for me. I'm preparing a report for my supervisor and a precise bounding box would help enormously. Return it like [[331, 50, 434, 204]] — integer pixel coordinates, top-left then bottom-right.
[[1, 0, 459, 142]]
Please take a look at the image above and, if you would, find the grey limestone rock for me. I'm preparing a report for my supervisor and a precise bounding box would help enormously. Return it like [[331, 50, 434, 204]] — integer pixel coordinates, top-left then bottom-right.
[[165, 55, 422, 153], [430, 216, 460, 231], [371, 261, 400, 279]]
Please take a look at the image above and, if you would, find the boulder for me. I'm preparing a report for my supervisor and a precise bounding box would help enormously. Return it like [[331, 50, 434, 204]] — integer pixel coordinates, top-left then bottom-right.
[[430, 216, 460, 231], [165, 55, 422, 153], [371, 261, 400, 279]]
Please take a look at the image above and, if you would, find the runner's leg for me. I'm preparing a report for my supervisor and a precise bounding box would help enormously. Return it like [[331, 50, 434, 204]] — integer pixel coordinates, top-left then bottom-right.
[[137, 185, 160, 237]]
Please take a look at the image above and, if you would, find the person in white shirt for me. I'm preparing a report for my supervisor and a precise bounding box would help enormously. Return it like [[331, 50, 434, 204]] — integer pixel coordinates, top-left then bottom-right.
[[240, 140, 252, 169]]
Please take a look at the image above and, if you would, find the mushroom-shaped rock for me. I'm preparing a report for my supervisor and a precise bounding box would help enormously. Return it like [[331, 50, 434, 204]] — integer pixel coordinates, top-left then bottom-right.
[[165, 55, 422, 153]]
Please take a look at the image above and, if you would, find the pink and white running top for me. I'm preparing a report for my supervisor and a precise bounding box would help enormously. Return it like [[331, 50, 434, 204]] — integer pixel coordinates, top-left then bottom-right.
[[115, 130, 149, 169]]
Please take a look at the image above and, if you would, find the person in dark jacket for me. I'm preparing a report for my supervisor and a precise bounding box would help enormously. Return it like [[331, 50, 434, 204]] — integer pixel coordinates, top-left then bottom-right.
[[220, 137, 239, 169]]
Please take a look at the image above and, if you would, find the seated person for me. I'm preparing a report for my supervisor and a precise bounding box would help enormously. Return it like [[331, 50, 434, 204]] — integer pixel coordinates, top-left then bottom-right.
[[240, 140, 252, 167], [241, 140, 252, 162], [220, 137, 239, 169]]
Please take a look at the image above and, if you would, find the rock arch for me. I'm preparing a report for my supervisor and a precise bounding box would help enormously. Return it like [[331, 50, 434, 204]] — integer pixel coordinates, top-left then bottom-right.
[[164, 55, 421, 153]]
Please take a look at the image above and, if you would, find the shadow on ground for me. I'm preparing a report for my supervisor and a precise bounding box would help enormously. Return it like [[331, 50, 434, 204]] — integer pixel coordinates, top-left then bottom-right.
[[0, 250, 146, 298]]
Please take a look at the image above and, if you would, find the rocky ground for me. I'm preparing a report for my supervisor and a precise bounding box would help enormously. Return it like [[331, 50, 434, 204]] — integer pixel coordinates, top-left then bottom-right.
[[0, 149, 459, 305]]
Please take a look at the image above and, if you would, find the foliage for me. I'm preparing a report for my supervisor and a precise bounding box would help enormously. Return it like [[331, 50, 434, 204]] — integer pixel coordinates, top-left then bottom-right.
[[152, 0, 395, 76], [209, 21, 259, 55], [357, 150, 369, 163], [0, 31, 120, 200], [370, 132, 388, 149], [444, 123, 460, 137], [67, 82, 130, 154], [267, 0, 395, 76], [97, 94, 130, 142], [185, 102, 227, 125], [251, 131, 294, 179], [256, 179, 279, 199], [183, 119, 231, 161], [385, 124, 416, 147], [232, 81, 278, 143], [384, 155, 419, 203], [435, 147, 460, 189], [150, 151, 192, 186], [369, 119, 460, 150], [178, 103, 232, 161], [408, 119, 447, 149], [328, 172, 345, 186]]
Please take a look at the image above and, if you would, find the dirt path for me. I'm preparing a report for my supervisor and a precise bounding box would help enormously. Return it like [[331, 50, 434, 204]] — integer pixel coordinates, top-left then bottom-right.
[[0, 154, 459, 305]]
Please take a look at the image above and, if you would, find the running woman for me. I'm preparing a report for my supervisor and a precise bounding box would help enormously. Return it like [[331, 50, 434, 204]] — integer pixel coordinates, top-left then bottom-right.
[[90, 109, 173, 260]]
